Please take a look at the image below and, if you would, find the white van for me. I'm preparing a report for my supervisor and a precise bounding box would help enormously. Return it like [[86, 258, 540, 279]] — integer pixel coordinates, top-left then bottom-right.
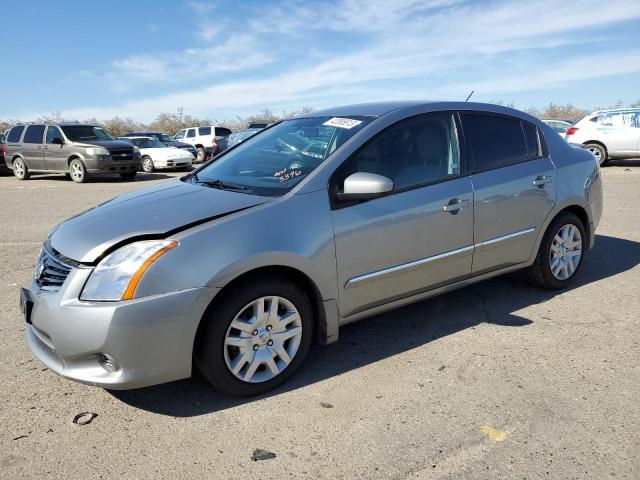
[[174, 126, 232, 162]]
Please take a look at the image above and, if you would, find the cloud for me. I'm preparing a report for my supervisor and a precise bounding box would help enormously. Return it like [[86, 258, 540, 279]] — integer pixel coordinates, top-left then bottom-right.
[[16, 0, 640, 121]]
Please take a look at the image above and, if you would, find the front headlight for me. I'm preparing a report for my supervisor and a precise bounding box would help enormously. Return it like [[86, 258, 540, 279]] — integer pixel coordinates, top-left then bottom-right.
[[133, 146, 140, 154], [80, 240, 178, 301], [87, 147, 110, 156]]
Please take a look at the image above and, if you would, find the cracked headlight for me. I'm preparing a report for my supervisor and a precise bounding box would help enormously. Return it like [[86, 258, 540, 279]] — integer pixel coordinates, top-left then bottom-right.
[[80, 240, 178, 301]]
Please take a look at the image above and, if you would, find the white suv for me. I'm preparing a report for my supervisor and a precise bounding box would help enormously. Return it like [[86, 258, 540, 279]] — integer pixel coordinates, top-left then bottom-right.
[[174, 126, 232, 162], [565, 108, 640, 165]]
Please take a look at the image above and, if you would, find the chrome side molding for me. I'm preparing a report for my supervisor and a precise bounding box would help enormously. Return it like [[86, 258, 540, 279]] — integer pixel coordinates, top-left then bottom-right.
[[345, 245, 474, 288], [345, 227, 536, 288]]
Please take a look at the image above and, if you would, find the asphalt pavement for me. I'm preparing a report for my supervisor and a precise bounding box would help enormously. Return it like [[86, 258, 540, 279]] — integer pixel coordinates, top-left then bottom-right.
[[0, 163, 638, 479]]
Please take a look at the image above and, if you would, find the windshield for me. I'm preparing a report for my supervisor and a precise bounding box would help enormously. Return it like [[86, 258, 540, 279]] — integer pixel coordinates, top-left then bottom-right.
[[187, 116, 371, 196], [152, 133, 174, 143], [61, 126, 115, 141], [131, 138, 167, 149]]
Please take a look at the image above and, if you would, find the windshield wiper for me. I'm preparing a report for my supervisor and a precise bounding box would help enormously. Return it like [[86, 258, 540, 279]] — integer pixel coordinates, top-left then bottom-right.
[[197, 178, 250, 191]]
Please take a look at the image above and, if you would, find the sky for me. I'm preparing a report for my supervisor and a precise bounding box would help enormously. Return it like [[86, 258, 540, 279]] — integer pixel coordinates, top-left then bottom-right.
[[2, 0, 640, 122]]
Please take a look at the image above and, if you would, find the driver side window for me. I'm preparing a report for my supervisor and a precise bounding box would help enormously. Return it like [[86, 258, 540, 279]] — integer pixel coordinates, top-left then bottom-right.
[[333, 113, 461, 201]]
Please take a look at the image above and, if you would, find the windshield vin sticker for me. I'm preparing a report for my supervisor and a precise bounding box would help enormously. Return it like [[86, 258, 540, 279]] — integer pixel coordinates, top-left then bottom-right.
[[323, 117, 363, 129]]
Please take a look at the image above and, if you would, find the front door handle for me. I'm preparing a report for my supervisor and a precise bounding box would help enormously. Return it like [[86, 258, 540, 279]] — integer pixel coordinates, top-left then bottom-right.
[[443, 198, 470, 214], [533, 175, 552, 187]]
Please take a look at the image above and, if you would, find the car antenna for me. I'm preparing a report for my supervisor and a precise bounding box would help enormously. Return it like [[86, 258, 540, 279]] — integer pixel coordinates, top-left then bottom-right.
[[465, 90, 475, 102]]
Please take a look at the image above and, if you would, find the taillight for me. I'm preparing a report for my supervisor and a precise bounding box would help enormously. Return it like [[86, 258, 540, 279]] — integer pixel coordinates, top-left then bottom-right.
[[212, 140, 217, 149], [565, 127, 579, 136]]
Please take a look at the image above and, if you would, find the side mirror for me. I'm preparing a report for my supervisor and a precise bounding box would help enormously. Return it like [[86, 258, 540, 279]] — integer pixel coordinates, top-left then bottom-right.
[[339, 172, 394, 201], [51, 137, 64, 145]]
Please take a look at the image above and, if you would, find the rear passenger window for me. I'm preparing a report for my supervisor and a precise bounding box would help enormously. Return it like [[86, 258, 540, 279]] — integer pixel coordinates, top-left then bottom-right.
[[522, 122, 542, 159], [23, 125, 46, 144], [198, 127, 211, 135], [462, 114, 527, 171], [187, 129, 196, 138], [7, 126, 25, 142], [216, 127, 232, 137]]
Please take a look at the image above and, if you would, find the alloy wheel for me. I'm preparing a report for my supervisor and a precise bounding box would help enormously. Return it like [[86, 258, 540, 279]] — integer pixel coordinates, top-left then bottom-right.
[[14, 159, 25, 177], [223, 296, 303, 383], [142, 158, 154, 173], [549, 224, 582, 280], [587, 146, 602, 162], [71, 161, 84, 181]]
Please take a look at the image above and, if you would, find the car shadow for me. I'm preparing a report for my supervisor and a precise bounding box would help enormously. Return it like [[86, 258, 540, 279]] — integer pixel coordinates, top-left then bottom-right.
[[605, 159, 640, 167], [110, 234, 640, 416], [23, 172, 177, 182]]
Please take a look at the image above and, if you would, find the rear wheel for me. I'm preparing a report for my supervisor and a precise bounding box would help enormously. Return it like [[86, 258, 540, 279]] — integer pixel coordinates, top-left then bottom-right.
[[196, 147, 206, 163], [69, 159, 88, 183], [585, 143, 607, 165], [120, 171, 137, 180], [141, 156, 154, 173], [12, 158, 30, 180], [195, 275, 313, 396], [528, 211, 586, 290]]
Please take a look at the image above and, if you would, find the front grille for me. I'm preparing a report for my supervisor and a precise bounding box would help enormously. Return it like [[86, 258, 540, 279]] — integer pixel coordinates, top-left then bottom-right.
[[109, 148, 134, 161], [34, 242, 79, 292]]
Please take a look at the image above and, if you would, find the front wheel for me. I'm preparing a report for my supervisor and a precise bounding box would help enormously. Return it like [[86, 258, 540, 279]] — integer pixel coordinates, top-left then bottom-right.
[[195, 147, 206, 163], [141, 156, 154, 173], [195, 275, 313, 396], [12, 158, 30, 180], [528, 212, 586, 290], [69, 159, 88, 183], [585, 143, 607, 166]]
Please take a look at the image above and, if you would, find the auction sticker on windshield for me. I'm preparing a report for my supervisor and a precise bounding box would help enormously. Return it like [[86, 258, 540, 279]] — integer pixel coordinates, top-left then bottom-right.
[[323, 117, 363, 129]]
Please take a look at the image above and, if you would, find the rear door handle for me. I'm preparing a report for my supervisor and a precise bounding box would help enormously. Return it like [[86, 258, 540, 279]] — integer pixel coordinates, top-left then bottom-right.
[[443, 198, 470, 214], [532, 175, 552, 187]]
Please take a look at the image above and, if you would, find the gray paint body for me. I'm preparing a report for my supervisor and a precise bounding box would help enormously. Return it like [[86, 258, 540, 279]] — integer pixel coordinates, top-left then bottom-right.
[[26, 101, 603, 389]]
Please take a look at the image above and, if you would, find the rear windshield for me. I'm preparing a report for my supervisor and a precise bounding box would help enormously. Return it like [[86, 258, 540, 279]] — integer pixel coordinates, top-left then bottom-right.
[[61, 126, 115, 141]]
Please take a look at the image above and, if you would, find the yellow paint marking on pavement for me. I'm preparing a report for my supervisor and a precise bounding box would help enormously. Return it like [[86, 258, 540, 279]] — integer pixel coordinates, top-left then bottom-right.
[[481, 425, 508, 442]]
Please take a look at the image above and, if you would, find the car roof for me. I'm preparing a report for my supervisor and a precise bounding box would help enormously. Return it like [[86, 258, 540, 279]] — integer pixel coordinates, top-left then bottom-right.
[[591, 107, 640, 114], [294, 101, 540, 120], [124, 136, 154, 140]]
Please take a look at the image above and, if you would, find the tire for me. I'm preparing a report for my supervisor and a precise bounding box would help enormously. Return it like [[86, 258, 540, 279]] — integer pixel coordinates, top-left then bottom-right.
[[120, 171, 137, 180], [12, 158, 30, 180], [585, 143, 608, 166], [195, 275, 314, 396], [141, 156, 154, 173], [69, 159, 88, 183], [527, 211, 586, 290], [195, 147, 206, 163]]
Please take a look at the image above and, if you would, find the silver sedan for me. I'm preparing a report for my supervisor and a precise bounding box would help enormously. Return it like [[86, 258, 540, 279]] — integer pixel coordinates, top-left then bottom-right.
[[21, 101, 603, 396]]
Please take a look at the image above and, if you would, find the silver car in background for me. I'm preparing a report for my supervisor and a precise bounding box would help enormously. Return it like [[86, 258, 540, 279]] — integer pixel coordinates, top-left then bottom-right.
[[21, 102, 603, 396]]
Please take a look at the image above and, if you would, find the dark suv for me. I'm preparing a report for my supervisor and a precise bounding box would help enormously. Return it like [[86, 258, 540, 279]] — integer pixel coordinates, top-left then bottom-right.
[[4, 123, 141, 182]]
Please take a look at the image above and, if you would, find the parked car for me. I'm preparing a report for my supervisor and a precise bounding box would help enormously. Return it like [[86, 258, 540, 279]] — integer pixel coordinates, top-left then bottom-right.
[[4, 123, 140, 182], [174, 126, 233, 162], [121, 131, 197, 158], [226, 127, 265, 149], [119, 136, 194, 173], [542, 119, 573, 136], [565, 108, 640, 164], [0, 132, 8, 173], [21, 102, 602, 396]]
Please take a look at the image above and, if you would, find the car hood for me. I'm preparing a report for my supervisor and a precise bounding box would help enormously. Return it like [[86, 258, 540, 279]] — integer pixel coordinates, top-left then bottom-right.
[[50, 179, 268, 263], [72, 139, 134, 150]]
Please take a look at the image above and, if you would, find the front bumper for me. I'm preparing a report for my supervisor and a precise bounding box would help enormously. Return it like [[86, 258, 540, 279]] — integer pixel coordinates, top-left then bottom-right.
[[154, 158, 193, 170], [25, 267, 218, 389], [84, 158, 141, 175]]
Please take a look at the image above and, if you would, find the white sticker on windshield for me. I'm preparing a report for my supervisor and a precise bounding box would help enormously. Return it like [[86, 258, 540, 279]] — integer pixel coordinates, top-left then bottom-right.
[[323, 117, 363, 129]]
